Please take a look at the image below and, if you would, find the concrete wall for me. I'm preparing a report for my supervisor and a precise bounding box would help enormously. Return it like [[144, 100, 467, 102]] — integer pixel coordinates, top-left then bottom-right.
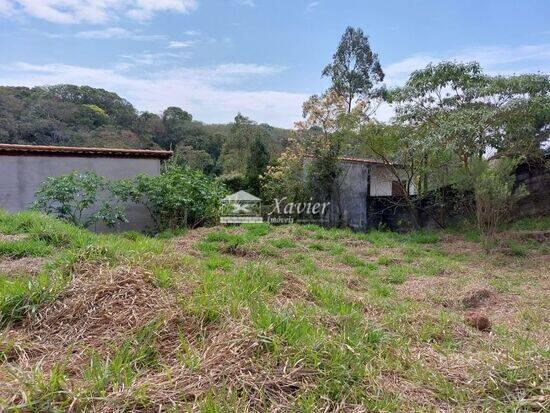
[[307, 160, 417, 229], [329, 162, 370, 229], [370, 165, 417, 197], [0, 155, 161, 232]]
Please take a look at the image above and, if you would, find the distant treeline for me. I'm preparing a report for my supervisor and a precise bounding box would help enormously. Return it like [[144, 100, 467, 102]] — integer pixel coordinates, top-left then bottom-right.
[[0, 85, 291, 183]]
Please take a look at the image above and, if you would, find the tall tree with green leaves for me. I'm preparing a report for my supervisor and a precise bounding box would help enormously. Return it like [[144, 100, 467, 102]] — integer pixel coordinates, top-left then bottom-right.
[[385, 61, 549, 232], [322, 26, 384, 114], [245, 136, 269, 196]]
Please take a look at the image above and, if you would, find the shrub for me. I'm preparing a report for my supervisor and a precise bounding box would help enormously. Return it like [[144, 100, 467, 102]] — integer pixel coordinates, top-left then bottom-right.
[[218, 173, 246, 193], [33, 171, 127, 229], [471, 158, 527, 237], [116, 163, 228, 230]]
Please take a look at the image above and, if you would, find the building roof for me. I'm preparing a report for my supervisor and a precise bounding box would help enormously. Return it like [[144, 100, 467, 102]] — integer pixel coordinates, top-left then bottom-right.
[[337, 156, 388, 165], [0, 143, 173, 159], [304, 154, 388, 165], [222, 190, 261, 202]]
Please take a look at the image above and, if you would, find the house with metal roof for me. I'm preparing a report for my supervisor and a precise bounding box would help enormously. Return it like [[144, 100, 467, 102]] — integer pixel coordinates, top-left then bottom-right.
[[0, 144, 172, 231]]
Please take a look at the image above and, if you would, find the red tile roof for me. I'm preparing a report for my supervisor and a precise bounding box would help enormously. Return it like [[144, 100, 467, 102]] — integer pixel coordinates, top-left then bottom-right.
[[0, 144, 172, 159]]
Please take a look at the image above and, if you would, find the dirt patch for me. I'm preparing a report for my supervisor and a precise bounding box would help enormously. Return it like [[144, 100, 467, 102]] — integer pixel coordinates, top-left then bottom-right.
[[0, 233, 29, 242], [397, 275, 452, 303], [172, 226, 216, 255], [0, 257, 47, 276], [507, 230, 550, 243], [458, 285, 497, 309]]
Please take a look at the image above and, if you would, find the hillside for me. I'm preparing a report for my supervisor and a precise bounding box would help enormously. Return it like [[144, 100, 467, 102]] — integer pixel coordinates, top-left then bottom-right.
[[0, 211, 548, 411], [0, 85, 292, 176]]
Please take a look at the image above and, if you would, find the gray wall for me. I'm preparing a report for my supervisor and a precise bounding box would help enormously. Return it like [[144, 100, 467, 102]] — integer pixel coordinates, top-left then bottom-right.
[[328, 162, 370, 229], [0, 155, 161, 232]]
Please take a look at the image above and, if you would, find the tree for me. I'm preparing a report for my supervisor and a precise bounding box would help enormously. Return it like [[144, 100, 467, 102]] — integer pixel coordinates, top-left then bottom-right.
[[386, 61, 549, 230], [387, 62, 549, 169], [245, 136, 269, 196], [157, 106, 194, 149], [219, 113, 271, 176], [261, 137, 311, 204], [296, 90, 373, 225], [322, 26, 384, 114], [175, 144, 215, 174]]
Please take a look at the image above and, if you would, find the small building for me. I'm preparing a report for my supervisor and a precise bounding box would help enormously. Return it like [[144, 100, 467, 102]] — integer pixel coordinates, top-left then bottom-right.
[[307, 156, 416, 230], [0, 144, 172, 231]]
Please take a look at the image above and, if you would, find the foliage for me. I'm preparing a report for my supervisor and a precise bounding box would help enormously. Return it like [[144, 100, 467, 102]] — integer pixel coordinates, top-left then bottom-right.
[[387, 62, 549, 165], [261, 139, 311, 203], [219, 114, 277, 176], [468, 158, 527, 236], [116, 163, 228, 230], [33, 171, 127, 229], [245, 136, 269, 196], [218, 173, 247, 193], [383, 61, 549, 229], [322, 26, 384, 113]]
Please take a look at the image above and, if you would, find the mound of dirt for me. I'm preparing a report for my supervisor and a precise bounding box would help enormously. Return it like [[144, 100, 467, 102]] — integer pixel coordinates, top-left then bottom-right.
[[464, 311, 491, 332], [459, 285, 496, 309]]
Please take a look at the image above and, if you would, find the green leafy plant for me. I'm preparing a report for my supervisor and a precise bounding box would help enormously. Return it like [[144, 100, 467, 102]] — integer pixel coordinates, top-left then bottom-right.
[[115, 162, 227, 230], [33, 171, 127, 229]]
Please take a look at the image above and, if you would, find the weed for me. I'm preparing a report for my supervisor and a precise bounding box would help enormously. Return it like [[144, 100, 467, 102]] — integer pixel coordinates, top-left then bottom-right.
[[339, 254, 365, 268], [270, 238, 296, 249]]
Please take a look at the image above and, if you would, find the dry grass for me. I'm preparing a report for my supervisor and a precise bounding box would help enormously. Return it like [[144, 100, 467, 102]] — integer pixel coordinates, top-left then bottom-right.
[[0, 216, 548, 411], [0, 257, 47, 276]]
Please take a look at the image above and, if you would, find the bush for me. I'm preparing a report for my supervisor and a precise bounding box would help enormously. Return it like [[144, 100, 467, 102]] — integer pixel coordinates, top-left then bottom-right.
[[218, 173, 246, 193], [116, 163, 228, 230], [471, 158, 527, 237], [33, 171, 127, 229]]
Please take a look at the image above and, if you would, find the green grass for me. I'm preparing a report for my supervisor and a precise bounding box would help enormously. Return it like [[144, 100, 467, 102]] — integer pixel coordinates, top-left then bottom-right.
[[82, 321, 160, 397], [506, 216, 550, 231], [270, 238, 296, 249], [0, 210, 165, 328], [1, 215, 548, 411], [189, 263, 282, 322], [338, 253, 365, 268]]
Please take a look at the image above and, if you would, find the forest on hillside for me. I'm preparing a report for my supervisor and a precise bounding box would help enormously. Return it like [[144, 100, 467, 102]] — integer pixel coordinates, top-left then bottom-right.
[[0, 85, 291, 183]]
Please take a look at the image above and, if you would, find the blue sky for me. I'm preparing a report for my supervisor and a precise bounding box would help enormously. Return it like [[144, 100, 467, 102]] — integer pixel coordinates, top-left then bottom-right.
[[0, 0, 549, 127]]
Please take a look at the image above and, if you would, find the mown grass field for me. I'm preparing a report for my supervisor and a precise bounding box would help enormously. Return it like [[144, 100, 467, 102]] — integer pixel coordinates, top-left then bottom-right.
[[0, 210, 548, 412]]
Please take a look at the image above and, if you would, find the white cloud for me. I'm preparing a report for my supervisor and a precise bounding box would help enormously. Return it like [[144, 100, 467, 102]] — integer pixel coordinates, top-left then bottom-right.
[[306, 1, 319, 12], [0, 0, 14, 14], [76, 27, 166, 40], [1, 61, 306, 127], [1, 0, 198, 24], [214, 63, 286, 75], [184, 30, 200, 36], [167, 40, 194, 48], [119, 51, 188, 66], [235, 0, 254, 6]]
